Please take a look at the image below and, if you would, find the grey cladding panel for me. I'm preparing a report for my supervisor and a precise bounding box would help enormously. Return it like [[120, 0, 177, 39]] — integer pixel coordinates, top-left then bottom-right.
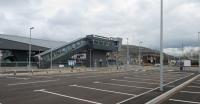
[[0, 38, 48, 51]]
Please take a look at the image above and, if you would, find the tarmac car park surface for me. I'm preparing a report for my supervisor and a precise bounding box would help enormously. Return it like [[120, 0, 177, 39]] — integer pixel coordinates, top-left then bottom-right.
[[0, 68, 197, 104]]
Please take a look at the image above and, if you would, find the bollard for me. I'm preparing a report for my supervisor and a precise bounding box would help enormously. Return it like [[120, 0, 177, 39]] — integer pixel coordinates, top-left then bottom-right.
[[31, 70, 34, 75], [180, 66, 183, 71], [13, 70, 16, 76]]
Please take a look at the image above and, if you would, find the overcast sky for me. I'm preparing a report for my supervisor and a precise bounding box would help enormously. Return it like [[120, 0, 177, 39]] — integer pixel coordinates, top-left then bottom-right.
[[0, 0, 199, 56]]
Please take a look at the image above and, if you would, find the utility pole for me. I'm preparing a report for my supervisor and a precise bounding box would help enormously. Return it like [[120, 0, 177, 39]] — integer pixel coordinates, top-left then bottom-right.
[[160, 0, 164, 91]]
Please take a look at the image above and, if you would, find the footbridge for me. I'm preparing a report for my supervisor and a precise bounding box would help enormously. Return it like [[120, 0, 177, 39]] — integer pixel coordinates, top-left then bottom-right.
[[35, 35, 122, 68]]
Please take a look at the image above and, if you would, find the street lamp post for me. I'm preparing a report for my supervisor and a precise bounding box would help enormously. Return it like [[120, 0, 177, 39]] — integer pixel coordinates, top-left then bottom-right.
[[0, 56, 1, 69], [127, 38, 129, 65], [139, 41, 143, 66], [38, 49, 41, 68], [89, 49, 92, 70], [29, 27, 34, 74], [160, 0, 164, 91], [50, 48, 52, 70], [198, 32, 200, 73], [0, 50, 2, 70]]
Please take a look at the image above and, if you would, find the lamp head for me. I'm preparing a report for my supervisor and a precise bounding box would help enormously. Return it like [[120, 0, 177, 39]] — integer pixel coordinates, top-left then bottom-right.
[[30, 27, 34, 29]]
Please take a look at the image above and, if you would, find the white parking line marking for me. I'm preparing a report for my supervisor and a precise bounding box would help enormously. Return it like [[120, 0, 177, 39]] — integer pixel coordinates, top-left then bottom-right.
[[33, 76, 53, 78], [6, 76, 30, 80], [195, 80, 200, 82], [146, 74, 200, 104], [194, 81, 200, 83], [180, 91, 200, 94], [76, 71, 136, 79], [93, 81, 153, 90], [167, 85, 176, 88], [8, 79, 59, 86], [137, 74, 182, 77], [111, 79, 158, 85], [77, 75, 105, 78], [130, 75, 177, 80], [192, 82, 200, 84], [167, 72, 190, 74], [55, 73, 86, 77], [188, 86, 200, 89], [69, 84, 136, 96], [34, 89, 102, 104], [116, 73, 194, 104], [124, 77, 161, 82], [169, 99, 200, 104]]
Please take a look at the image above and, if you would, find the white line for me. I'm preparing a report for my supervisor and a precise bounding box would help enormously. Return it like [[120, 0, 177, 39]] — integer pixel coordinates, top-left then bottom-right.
[[124, 77, 161, 82], [8, 79, 59, 86], [130, 75, 177, 80], [166, 71, 189, 74], [34, 89, 102, 104], [188, 86, 200, 89], [6, 76, 30, 80], [76, 71, 136, 79], [93, 81, 153, 90], [180, 91, 200, 94], [195, 80, 200, 82], [194, 81, 200, 83], [69, 84, 136, 96], [169, 99, 200, 104], [192, 82, 200, 85], [116, 73, 194, 104], [33, 76, 53, 78], [167, 85, 176, 88], [136, 74, 183, 78], [56, 73, 86, 77], [77, 75, 105, 78], [145, 74, 199, 104], [111, 79, 158, 85]]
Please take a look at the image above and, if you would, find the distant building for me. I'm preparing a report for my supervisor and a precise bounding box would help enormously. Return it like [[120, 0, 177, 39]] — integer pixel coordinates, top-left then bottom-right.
[[108, 45, 174, 65], [0, 34, 66, 67], [0, 34, 121, 68]]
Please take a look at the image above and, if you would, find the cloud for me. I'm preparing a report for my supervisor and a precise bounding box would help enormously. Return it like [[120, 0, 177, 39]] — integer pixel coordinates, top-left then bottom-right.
[[0, 0, 199, 56], [164, 46, 200, 57]]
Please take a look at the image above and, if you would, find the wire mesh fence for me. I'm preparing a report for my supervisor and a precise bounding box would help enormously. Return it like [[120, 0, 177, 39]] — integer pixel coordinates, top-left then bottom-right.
[[0, 61, 126, 75]]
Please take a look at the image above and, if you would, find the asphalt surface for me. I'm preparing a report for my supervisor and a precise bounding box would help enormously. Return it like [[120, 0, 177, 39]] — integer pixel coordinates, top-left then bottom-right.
[[0, 68, 196, 104], [162, 76, 200, 104]]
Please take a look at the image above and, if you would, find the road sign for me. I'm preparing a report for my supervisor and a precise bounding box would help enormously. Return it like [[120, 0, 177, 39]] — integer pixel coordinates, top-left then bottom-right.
[[184, 60, 191, 67]]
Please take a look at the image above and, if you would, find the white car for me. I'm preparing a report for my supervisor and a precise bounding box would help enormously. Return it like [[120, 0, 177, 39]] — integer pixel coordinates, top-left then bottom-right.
[[154, 63, 160, 67]]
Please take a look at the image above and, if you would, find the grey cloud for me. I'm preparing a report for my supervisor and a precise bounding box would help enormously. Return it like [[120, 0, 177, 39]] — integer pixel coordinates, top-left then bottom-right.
[[0, 0, 199, 56]]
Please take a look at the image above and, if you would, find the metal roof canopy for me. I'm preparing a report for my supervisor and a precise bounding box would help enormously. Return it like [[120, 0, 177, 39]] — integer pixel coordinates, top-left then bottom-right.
[[0, 34, 66, 49]]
